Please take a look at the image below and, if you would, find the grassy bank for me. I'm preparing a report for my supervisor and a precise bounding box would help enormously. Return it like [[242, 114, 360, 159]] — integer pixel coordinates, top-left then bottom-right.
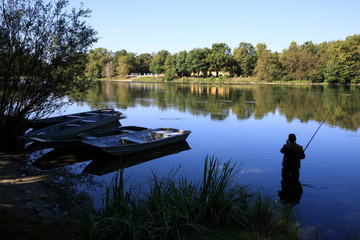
[[100, 76, 322, 85], [78, 156, 304, 240]]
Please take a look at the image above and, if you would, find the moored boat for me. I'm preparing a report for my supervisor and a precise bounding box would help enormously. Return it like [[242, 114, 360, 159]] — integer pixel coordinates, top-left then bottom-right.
[[29, 125, 149, 148], [82, 127, 191, 156], [20, 112, 121, 140], [30, 108, 124, 129]]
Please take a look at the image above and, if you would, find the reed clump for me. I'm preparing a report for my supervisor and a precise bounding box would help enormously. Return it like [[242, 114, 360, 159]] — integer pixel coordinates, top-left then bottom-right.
[[79, 156, 304, 240]]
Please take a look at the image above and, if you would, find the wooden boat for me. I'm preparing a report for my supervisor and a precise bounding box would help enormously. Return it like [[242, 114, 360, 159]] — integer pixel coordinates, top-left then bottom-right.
[[29, 125, 149, 148], [82, 127, 191, 156], [30, 108, 124, 129], [20, 112, 121, 140]]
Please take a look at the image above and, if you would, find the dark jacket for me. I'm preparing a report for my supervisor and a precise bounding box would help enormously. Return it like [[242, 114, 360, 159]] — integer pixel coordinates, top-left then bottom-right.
[[280, 142, 305, 169]]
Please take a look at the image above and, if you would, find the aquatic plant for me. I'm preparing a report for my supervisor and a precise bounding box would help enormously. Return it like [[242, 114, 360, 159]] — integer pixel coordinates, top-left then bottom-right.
[[79, 156, 304, 240]]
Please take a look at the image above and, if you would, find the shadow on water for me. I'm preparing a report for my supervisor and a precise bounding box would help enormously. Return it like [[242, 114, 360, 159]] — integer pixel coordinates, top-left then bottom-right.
[[30, 141, 191, 175]]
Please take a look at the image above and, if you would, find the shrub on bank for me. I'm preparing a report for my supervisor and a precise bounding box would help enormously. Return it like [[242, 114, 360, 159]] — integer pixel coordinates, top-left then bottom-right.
[[79, 156, 304, 240]]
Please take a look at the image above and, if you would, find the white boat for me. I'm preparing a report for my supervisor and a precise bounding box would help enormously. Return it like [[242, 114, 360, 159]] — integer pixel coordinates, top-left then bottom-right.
[[20, 112, 121, 140], [30, 108, 124, 129], [29, 125, 149, 148], [82, 127, 191, 156]]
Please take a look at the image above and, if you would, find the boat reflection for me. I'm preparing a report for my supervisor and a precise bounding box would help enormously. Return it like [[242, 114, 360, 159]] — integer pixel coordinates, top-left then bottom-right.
[[31, 141, 191, 174], [83, 141, 191, 175], [31, 147, 97, 170]]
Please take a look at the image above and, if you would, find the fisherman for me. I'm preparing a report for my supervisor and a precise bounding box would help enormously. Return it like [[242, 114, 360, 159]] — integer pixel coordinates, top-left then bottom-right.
[[280, 133, 305, 181]]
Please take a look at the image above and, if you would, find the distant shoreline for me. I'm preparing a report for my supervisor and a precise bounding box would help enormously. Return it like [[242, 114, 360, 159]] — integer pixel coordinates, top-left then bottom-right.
[[97, 76, 360, 86]]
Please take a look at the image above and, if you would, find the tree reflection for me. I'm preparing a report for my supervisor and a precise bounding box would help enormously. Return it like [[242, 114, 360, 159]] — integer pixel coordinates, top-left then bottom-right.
[[81, 82, 360, 130]]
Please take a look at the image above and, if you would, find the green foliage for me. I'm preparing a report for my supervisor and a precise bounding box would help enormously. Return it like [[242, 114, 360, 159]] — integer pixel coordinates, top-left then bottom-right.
[[85, 34, 360, 84], [176, 50, 188, 77], [233, 42, 257, 77], [116, 52, 137, 76], [325, 58, 342, 83], [136, 53, 153, 73], [186, 48, 209, 77], [149, 50, 170, 74], [207, 43, 235, 77], [164, 54, 177, 80], [79, 156, 303, 240], [0, 0, 97, 135], [85, 48, 112, 79]]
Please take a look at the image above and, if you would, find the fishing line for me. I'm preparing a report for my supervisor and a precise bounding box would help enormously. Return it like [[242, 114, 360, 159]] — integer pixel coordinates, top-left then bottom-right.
[[304, 104, 336, 152]]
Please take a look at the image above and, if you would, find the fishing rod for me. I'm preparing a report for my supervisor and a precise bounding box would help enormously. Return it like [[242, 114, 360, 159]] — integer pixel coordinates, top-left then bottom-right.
[[304, 104, 336, 152]]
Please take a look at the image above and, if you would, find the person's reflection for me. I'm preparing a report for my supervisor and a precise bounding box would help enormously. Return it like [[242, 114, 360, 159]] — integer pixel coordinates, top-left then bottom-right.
[[278, 171, 303, 206], [278, 133, 305, 206]]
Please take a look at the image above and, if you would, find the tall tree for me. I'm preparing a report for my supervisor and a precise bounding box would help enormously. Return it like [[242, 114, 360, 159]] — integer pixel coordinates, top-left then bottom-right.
[[149, 50, 169, 74], [176, 50, 187, 77], [101, 62, 115, 78], [280, 41, 300, 80], [164, 54, 177, 80], [116, 52, 137, 76], [326, 35, 360, 84], [186, 48, 207, 77], [136, 53, 152, 74], [233, 42, 257, 77], [256, 43, 267, 58], [112, 49, 127, 75], [254, 49, 271, 80], [85, 48, 111, 79], [0, 0, 97, 138], [207, 43, 234, 77]]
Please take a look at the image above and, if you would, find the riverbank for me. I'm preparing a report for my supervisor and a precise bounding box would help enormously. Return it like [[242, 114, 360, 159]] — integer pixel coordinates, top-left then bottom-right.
[[100, 76, 330, 85], [0, 152, 52, 222], [0, 151, 90, 239]]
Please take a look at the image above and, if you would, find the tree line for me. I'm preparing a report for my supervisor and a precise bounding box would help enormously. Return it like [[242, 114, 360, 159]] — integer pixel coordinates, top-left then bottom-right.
[[84, 82, 360, 131], [85, 34, 360, 84]]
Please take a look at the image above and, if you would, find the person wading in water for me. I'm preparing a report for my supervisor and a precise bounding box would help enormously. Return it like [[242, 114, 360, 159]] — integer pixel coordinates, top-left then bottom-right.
[[280, 133, 305, 181], [278, 133, 305, 205]]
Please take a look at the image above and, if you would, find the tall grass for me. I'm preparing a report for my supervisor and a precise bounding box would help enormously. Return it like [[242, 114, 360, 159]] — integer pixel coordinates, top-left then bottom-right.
[[79, 156, 304, 240]]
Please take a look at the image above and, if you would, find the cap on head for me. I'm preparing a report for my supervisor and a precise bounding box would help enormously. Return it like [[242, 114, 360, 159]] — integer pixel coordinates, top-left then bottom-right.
[[288, 133, 296, 142]]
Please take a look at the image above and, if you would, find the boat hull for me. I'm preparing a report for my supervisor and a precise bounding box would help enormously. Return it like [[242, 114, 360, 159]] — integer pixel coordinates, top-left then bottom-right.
[[30, 125, 148, 148], [21, 112, 121, 140], [30, 108, 121, 129], [82, 128, 191, 156]]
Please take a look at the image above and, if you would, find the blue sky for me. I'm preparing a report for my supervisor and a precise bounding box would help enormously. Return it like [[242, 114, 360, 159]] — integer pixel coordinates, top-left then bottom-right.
[[68, 0, 360, 54]]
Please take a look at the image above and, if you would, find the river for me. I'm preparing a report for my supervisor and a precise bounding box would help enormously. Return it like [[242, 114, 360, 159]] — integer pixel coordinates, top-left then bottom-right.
[[28, 82, 360, 239]]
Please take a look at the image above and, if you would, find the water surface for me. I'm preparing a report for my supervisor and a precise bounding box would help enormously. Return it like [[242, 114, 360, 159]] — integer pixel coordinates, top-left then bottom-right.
[[31, 82, 360, 239]]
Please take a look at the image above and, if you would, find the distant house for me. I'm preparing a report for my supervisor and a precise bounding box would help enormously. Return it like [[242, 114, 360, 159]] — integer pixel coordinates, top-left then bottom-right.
[[191, 71, 230, 77]]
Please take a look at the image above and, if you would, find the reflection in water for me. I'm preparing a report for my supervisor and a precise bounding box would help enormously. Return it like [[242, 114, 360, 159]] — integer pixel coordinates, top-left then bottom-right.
[[31, 141, 191, 175], [278, 170, 303, 206], [81, 82, 360, 131], [84, 141, 191, 175], [31, 148, 97, 170]]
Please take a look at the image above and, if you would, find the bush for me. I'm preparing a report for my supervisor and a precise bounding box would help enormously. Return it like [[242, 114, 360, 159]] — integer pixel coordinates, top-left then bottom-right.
[[281, 75, 293, 82]]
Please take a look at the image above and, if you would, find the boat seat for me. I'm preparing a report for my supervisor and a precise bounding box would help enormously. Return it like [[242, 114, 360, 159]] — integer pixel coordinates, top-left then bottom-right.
[[121, 136, 146, 144], [81, 119, 97, 123], [155, 130, 179, 136]]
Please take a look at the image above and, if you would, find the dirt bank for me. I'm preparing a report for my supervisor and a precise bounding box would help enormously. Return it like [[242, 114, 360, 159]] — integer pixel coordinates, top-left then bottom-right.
[[0, 152, 53, 222]]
